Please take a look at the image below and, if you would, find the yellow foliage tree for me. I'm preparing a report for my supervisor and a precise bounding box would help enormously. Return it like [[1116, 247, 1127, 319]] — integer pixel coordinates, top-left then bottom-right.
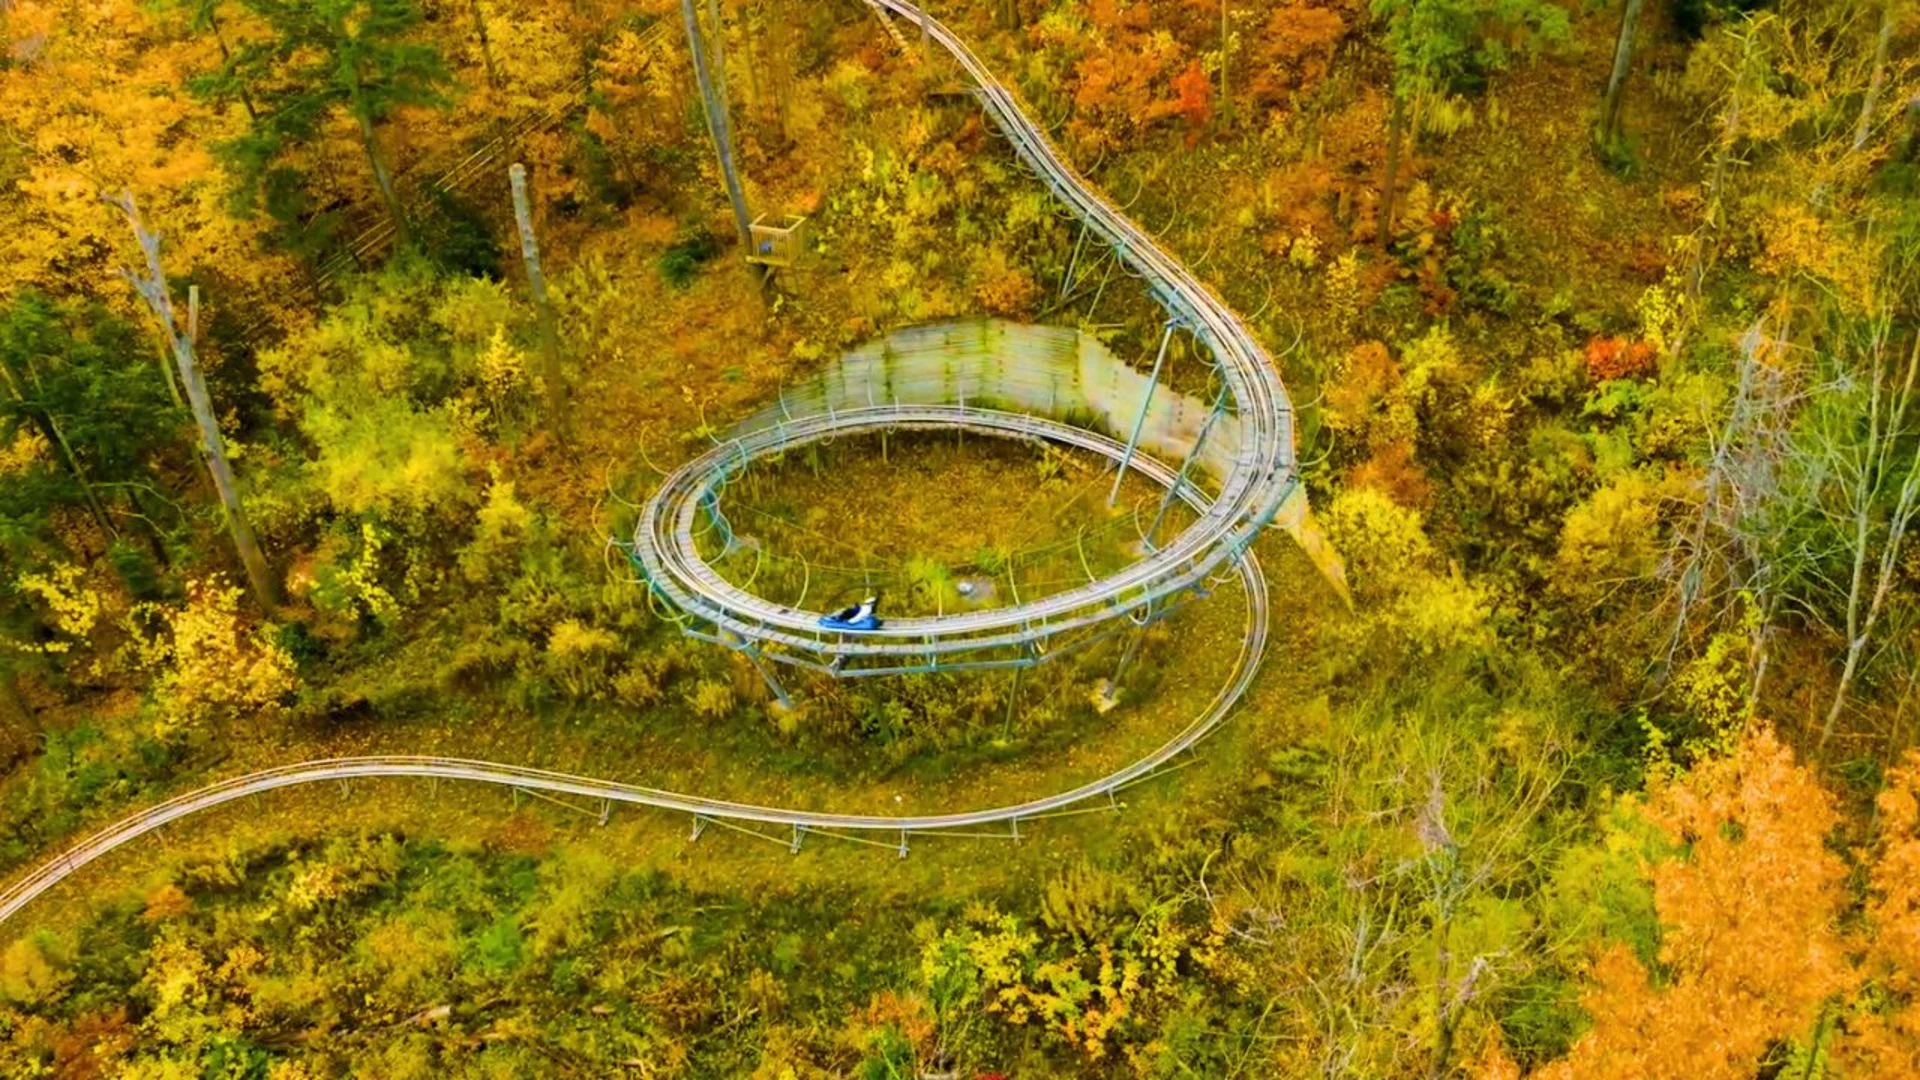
[[0, 0, 281, 308], [1321, 486, 1489, 651], [129, 576, 298, 736], [10, 562, 104, 655], [0, 935, 65, 1006]]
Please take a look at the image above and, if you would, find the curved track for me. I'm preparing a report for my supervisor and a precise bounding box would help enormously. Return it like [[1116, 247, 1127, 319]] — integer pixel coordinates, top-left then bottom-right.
[[630, 0, 1298, 667], [0, 417, 1267, 928], [0, 2, 1302, 928]]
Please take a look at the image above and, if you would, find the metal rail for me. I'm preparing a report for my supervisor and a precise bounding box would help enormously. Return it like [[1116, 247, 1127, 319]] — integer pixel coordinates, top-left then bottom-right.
[[0, 411, 1268, 927], [0, 548, 1264, 929], [640, 405, 1234, 663]]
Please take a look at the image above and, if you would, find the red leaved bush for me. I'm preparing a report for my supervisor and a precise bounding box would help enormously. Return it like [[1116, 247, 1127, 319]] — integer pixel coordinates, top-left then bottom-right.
[[1584, 336, 1658, 381]]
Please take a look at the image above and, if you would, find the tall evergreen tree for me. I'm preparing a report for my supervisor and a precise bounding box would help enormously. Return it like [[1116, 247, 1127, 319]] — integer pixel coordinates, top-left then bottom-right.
[[1370, 0, 1568, 239], [0, 294, 185, 560], [192, 0, 453, 244]]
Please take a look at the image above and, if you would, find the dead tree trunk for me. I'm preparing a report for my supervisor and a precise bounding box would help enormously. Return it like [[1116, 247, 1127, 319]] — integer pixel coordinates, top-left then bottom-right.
[[1379, 92, 1406, 247], [704, 0, 736, 123], [680, 0, 754, 254], [1598, 0, 1644, 150], [207, 10, 260, 121], [1219, 0, 1231, 122], [509, 163, 569, 439], [109, 192, 278, 614], [1852, 0, 1894, 153], [742, 0, 763, 119], [354, 108, 409, 246], [471, 0, 502, 92], [766, 0, 794, 144], [148, 326, 186, 408]]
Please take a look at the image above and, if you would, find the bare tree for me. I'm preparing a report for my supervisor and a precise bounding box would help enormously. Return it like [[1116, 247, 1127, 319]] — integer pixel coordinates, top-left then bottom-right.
[[1597, 0, 1644, 150], [1813, 322, 1920, 744], [1654, 308, 1920, 747], [1656, 321, 1812, 703], [470, 0, 501, 92], [680, 0, 753, 253], [1853, 0, 1896, 153], [509, 163, 568, 438], [1232, 720, 1569, 1075], [1379, 94, 1406, 246], [109, 192, 278, 613]]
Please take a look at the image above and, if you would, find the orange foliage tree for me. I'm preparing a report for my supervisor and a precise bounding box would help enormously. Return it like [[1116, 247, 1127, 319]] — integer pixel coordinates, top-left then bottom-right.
[[1060, 1, 1185, 153], [1502, 726, 1854, 1078], [1581, 336, 1658, 382], [1836, 752, 1920, 1077], [1169, 57, 1213, 141], [1482, 731, 1920, 1076], [1248, 0, 1353, 107]]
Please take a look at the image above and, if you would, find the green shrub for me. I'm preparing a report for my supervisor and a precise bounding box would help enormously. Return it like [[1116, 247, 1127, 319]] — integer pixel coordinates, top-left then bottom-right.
[[659, 227, 721, 289], [419, 187, 504, 281]]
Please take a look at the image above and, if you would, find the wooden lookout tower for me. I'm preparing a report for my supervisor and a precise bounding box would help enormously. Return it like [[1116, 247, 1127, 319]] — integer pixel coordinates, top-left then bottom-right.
[[746, 214, 808, 269]]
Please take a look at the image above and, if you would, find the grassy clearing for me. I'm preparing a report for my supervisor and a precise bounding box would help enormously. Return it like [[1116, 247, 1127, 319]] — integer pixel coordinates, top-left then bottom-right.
[[706, 430, 1196, 617]]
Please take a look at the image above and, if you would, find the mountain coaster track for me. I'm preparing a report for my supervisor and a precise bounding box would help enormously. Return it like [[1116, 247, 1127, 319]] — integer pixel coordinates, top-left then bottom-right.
[[630, 0, 1297, 673], [0, 1, 1301, 929]]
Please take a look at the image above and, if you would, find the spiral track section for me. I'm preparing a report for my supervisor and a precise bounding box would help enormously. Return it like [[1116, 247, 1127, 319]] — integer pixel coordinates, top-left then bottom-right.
[[629, 0, 1298, 668]]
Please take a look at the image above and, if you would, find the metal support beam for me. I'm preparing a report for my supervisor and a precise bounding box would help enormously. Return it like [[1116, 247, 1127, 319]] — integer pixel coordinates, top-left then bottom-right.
[[1110, 607, 1149, 691], [1109, 319, 1177, 507], [999, 663, 1023, 741], [1060, 222, 1089, 299], [790, 823, 805, 854], [898, 829, 910, 859], [691, 815, 709, 842], [1144, 382, 1229, 549], [1085, 249, 1118, 316], [743, 645, 793, 709]]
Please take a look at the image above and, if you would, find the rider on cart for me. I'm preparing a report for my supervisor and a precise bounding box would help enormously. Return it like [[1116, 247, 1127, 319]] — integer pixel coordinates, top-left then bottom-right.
[[820, 595, 882, 632]]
